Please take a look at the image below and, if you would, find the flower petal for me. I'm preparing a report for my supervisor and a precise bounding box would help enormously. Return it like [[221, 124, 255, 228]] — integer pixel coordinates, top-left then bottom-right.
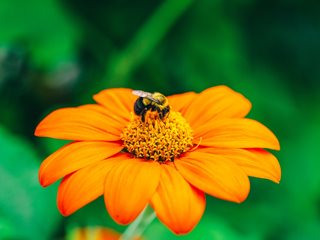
[[150, 164, 205, 234], [72, 227, 120, 240], [197, 148, 281, 183], [57, 155, 124, 216], [39, 141, 123, 187], [80, 104, 129, 126], [176, 151, 250, 203], [93, 88, 136, 122], [104, 159, 161, 225], [183, 86, 252, 128], [194, 118, 280, 150], [35, 107, 124, 141], [167, 91, 197, 115]]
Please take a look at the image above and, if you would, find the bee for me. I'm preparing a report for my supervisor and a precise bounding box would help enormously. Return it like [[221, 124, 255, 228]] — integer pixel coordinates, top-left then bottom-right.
[[132, 90, 170, 122]]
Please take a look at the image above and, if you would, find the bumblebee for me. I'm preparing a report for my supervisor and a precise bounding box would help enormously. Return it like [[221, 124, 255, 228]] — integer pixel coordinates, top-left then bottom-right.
[[132, 90, 170, 122]]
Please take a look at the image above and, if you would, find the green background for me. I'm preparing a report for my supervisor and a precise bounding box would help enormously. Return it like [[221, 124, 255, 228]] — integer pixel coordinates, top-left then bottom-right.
[[1, 0, 319, 239]]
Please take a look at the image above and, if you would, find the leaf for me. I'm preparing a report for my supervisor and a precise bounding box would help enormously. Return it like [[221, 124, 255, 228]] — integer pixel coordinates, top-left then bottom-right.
[[0, 125, 61, 239]]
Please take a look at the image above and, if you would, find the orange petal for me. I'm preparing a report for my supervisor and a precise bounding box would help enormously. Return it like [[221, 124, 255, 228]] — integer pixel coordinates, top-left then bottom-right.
[[176, 151, 250, 203], [35, 107, 124, 141], [198, 148, 281, 183], [71, 227, 120, 240], [93, 88, 136, 122], [39, 141, 123, 187], [80, 104, 128, 126], [167, 91, 197, 115], [183, 86, 252, 128], [150, 164, 205, 234], [194, 118, 280, 150], [104, 159, 161, 225], [57, 155, 125, 216]]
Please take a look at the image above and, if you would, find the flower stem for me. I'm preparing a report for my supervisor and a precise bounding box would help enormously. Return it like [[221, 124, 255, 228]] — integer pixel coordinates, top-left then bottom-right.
[[104, 0, 194, 87], [120, 205, 156, 240]]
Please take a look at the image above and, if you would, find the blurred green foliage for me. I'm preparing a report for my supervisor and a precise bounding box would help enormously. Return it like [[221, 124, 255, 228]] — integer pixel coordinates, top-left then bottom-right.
[[0, 0, 320, 239]]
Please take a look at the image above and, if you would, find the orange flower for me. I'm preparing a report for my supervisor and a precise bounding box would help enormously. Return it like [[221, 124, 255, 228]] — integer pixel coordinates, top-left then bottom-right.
[[68, 226, 142, 240], [69, 226, 120, 240], [35, 86, 281, 234]]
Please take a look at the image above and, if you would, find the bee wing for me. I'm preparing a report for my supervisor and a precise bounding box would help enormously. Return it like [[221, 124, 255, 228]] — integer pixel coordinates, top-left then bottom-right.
[[132, 90, 153, 98], [132, 90, 161, 104]]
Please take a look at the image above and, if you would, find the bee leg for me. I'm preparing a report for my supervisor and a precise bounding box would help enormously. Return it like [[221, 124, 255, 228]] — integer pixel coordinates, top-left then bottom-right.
[[163, 106, 170, 116], [140, 108, 148, 122], [158, 111, 164, 120]]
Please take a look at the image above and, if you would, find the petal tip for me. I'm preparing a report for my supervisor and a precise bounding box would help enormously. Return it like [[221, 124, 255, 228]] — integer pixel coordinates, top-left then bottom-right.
[[273, 172, 281, 184], [39, 177, 48, 188], [236, 193, 249, 203], [38, 170, 49, 187], [58, 206, 71, 217], [34, 128, 40, 136], [38, 161, 54, 187], [228, 188, 250, 204], [57, 196, 74, 217], [270, 134, 281, 150], [34, 124, 44, 137], [266, 127, 281, 151], [233, 178, 250, 204], [111, 215, 133, 226], [171, 226, 196, 235]]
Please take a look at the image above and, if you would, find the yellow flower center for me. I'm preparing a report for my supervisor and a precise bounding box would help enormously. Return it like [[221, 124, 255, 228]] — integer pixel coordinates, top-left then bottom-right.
[[121, 111, 193, 163]]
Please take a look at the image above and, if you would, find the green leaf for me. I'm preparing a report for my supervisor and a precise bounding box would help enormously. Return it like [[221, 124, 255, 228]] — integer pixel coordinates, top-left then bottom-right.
[[0, 126, 61, 239]]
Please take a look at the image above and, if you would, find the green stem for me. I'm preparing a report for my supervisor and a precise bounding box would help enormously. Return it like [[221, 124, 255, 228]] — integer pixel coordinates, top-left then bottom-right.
[[104, 0, 194, 88], [120, 205, 156, 240]]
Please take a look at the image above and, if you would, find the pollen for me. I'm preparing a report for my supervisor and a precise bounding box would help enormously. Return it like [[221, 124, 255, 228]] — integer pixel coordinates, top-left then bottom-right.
[[121, 111, 193, 163]]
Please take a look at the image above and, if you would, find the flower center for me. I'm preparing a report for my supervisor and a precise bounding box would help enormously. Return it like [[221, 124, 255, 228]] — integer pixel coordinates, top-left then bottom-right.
[[121, 111, 193, 162]]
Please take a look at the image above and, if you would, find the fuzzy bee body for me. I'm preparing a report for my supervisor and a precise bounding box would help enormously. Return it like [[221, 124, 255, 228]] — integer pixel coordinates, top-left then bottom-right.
[[132, 90, 170, 122]]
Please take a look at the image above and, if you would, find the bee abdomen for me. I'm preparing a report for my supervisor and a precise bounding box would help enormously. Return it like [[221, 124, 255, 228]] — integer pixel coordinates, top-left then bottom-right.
[[134, 97, 146, 115]]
